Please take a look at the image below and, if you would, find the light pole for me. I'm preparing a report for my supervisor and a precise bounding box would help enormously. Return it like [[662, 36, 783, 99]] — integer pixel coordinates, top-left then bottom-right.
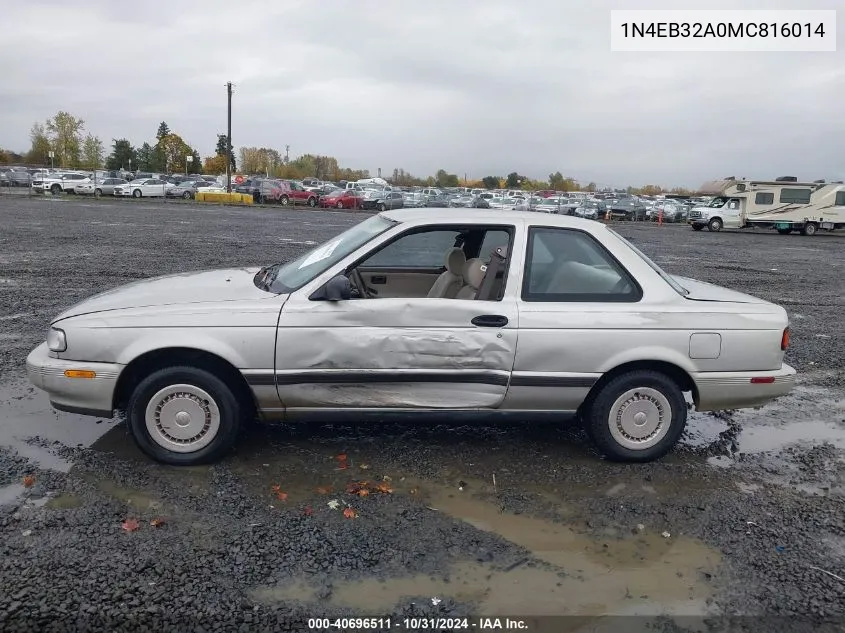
[[128, 158, 132, 176], [48, 151, 54, 170], [186, 155, 192, 175]]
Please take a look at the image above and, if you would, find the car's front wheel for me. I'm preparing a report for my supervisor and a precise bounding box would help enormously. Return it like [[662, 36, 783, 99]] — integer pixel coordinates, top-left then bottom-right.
[[132, 189, 142, 198], [126, 366, 243, 465], [308, 197, 317, 207], [584, 370, 687, 462]]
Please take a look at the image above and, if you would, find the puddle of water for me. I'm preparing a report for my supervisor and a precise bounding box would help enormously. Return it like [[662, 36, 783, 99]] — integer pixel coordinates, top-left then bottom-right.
[[253, 491, 720, 617], [0, 483, 26, 506], [45, 493, 82, 509], [0, 378, 117, 472], [75, 472, 163, 510], [687, 380, 845, 457]]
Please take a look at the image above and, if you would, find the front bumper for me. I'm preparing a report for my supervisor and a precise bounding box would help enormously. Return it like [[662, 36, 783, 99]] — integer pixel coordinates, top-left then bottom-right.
[[26, 342, 123, 418], [688, 217, 707, 226], [692, 363, 797, 412]]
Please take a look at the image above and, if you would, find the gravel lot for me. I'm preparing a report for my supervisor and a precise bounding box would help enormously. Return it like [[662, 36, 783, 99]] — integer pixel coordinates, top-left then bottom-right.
[[0, 196, 843, 632]]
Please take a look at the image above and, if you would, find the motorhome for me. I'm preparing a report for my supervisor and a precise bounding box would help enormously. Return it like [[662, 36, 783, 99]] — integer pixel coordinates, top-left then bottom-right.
[[688, 177, 845, 235]]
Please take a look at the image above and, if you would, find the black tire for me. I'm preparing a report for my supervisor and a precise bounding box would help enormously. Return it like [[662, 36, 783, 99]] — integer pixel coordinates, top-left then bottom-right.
[[777, 228, 792, 235], [336, 201, 344, 209], [50, 184, 61, 195], [280, 195, 290, 206], [707, 218, 722, 232], [132, 189, 142, 198], [584, 370, 687, 463], [182, 191, 191, 199], [691, 225, 703, 231], [308, 197, 317, 207], [378, 203, 386, 212], [126, 365, 243, 466], [801, 223, 817, 236], [94, 189, 102, 198]]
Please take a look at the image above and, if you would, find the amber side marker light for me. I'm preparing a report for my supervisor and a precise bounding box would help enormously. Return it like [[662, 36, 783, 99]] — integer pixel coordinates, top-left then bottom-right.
[[64, 370, 96, 379], [781, 327, 790, 351]]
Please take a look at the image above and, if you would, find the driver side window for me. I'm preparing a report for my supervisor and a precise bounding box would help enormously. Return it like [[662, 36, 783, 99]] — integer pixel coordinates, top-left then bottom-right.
[[351, 226, 514, 301]]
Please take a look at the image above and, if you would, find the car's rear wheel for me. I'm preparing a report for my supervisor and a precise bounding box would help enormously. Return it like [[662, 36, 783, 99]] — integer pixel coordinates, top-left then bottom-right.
[[707, 218, 722, 232], [584, 370, 687, 462], [280, 195, 290, 205], [126, 366, 243, 465], [378, 203, 386, 212], [95, 188, 102, 197], [801, 222, 818, 236], [336, 201, 344, 209]]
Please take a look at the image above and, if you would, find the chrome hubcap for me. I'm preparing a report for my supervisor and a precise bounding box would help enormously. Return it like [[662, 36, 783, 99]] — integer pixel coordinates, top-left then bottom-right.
[[608, 387, 671, 450], [144, 384, 220, 453]]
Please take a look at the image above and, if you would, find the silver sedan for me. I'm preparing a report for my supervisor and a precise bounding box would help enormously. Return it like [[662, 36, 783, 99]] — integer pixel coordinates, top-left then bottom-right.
[[27, 209, 796, 466]]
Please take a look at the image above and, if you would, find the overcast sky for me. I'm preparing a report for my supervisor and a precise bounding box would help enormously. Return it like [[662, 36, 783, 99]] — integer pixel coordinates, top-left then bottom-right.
[[1, 0, 842, 188]]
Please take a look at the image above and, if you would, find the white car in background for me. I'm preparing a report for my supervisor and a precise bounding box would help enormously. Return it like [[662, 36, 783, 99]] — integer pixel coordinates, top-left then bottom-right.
[[113, 178, 171, 198], [76, 178, 129, 197]]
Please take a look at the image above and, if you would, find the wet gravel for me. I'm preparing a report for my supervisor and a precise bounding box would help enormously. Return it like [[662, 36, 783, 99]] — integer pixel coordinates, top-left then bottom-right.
[[0, 196, 844, 631]]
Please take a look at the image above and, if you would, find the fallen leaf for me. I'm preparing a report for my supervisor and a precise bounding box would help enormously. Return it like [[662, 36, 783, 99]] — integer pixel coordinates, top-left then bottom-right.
[[336, 453, 349, 469], [316, 486, 331, 495], [336, 453, 347, 462], [375, 483, 393, 494], [150, 518, 165, 528], [359, 463, 371, 470], [357, 489, 369, 497], [23, 475, 35, 488], [345, 481, 369, 495], [343, 507, 357, 519], [275, 491, 288, 502], [271, 484, 282, 494], [327, 499, 340, 510], [121, 519, 140, 533], [382, 475, 392, 482], [303, 506, 313, 516]]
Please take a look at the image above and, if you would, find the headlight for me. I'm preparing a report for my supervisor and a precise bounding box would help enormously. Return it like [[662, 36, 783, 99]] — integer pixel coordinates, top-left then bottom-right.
[[47, 327, 67, 352]]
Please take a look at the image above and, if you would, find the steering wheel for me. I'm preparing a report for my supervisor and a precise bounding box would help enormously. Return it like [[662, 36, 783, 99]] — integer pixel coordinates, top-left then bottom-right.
[[350, 269, 370, 298]]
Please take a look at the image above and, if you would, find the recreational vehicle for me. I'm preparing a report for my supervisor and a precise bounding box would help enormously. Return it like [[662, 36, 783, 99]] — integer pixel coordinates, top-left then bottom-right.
[[688, 177, 845, 235]]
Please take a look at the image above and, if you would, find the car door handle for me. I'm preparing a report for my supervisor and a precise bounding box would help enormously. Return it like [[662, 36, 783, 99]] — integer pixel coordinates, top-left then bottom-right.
[[471, 314, 508, 327]]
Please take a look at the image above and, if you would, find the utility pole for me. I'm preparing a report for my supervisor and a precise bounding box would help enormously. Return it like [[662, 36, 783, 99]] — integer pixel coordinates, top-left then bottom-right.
[[284, 145, 290, 163], [226, 81, 233, 193]]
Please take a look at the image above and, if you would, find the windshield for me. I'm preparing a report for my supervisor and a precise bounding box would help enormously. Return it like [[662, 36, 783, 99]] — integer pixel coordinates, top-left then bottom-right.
[[264, 215, 396, 293], [607, 229, 689, 296], [708, 196, 728, 208]]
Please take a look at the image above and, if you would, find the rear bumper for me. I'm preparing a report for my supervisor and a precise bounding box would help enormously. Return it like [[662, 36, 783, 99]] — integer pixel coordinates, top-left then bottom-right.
[[26, 342, 122, 418], [692, 363, 796, 412]]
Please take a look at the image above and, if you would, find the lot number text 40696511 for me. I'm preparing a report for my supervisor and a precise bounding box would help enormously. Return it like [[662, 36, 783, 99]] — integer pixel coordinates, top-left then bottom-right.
[[610, 10, 837, 52]]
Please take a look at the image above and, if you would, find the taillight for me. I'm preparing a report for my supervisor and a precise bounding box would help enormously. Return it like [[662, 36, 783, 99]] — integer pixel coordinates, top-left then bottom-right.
[[781, 327, 790, 351]]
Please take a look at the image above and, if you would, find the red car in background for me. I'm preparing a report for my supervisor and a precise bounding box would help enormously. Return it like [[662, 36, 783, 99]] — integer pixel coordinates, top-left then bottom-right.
[[320, 189, 363, 209], [282, 181, 320, 207]]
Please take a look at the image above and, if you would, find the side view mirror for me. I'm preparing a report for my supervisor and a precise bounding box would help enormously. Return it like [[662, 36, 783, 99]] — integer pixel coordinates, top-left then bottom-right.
[[312, 274, 352, 301]]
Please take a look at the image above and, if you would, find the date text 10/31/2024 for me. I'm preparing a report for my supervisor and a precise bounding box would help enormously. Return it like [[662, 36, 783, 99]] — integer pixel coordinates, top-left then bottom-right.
[[307, 617, 529, 630]]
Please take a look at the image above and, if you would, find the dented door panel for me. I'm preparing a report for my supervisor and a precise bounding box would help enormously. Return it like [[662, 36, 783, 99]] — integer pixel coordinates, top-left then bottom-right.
[[275, 297, 518, 408]]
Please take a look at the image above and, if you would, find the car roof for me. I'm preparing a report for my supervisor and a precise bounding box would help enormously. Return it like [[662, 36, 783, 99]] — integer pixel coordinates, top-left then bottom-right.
[[380, 208, 607, 230]]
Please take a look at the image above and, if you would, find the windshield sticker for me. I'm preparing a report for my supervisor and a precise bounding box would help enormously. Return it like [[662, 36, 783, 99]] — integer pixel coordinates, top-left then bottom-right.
[[297, 239, 342, 269]]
